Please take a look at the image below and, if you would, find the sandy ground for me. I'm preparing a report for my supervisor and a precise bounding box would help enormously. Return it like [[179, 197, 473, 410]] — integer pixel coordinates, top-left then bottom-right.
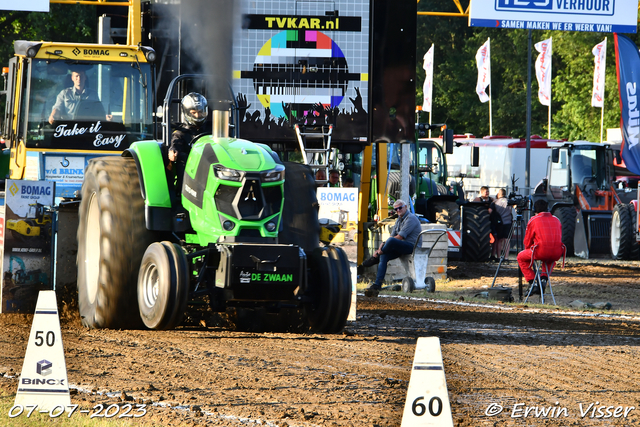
[[2, 258, 640, 426]]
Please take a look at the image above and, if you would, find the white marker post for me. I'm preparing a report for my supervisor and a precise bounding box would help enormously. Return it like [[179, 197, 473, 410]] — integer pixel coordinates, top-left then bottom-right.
[[14, 290, 70, 412], [401, 337, 453, 426]]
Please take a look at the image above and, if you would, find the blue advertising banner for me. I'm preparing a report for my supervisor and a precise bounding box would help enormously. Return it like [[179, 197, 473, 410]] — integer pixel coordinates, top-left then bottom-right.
[[469, 0, 638, 33], [614, 34, 640, 175]]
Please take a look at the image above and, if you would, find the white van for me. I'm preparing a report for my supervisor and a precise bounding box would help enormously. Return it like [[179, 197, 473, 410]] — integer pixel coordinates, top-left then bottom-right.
[[446, 135, 559, 200]]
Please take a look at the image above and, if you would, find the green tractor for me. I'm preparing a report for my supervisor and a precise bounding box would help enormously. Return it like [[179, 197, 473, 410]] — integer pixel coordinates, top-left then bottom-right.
[[76, 75, 352, 332]]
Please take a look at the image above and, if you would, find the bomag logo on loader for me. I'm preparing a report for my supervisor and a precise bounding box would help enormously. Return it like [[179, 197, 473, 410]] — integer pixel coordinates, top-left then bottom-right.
[[83, 49, 110, 56]]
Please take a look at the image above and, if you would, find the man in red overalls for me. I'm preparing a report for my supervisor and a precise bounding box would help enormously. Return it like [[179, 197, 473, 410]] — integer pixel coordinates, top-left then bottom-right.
[[517, 199, 565, 293]]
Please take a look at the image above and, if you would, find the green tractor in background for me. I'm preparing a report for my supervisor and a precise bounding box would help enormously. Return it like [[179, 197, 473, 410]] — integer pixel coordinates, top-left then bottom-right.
[[76, 75, 352, 333]]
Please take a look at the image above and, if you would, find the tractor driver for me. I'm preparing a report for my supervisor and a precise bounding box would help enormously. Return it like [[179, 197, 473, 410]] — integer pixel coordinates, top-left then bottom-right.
[[48, 67, 109, 123], [168, 92, 210, 194]]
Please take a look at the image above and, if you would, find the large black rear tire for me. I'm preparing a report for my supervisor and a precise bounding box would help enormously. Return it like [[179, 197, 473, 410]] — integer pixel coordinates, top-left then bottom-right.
[[461, 204, 491, 262], [77, 157, 157, 329], [431, 200, 461, 229], [278, 162, 320, 256], [554, 207, 576, 257], [611, 204, 636, 260]]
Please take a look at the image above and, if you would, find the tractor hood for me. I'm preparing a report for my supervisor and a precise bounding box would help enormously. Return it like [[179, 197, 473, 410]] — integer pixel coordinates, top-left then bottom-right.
[[182, 136, 285, 246]]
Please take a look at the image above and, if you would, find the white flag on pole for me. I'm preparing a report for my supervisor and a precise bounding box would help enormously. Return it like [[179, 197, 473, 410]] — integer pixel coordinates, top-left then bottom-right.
[[591, 38, 607, 108], [535, 37, 553, 106], [475, 38, 491, 103], [422, 44, 434, 112]]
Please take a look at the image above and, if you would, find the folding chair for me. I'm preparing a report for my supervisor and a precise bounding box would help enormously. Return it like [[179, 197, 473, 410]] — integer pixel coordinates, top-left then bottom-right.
[[524, 260, 556, 305]]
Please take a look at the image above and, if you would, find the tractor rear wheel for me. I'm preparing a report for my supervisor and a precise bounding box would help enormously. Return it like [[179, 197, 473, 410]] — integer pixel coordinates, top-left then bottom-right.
[[611, 204, 636, 260], [279, 162, 320, 256], [461, 204, 491, 262], [432, 200, 461, 229], [554, 207, 576, 257], [77, 157, 157, 328]]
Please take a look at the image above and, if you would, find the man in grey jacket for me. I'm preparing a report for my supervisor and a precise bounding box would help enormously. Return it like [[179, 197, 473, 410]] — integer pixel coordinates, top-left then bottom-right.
[[362, 199, 422, 294]]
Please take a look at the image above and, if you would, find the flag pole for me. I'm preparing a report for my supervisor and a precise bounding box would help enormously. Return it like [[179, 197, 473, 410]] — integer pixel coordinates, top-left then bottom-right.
[[548, 36, 552, 139], [600, 104, 604, 143], [548, 104, 551, 139], [489, 37, 492, 136]]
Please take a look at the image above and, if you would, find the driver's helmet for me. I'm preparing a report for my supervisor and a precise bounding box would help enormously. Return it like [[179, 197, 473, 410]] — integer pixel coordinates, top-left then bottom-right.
[[181, 92, 208, 127]]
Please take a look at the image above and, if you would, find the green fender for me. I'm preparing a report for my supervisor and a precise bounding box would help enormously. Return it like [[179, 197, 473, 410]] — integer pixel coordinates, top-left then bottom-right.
[[124, 141, 172, 208]]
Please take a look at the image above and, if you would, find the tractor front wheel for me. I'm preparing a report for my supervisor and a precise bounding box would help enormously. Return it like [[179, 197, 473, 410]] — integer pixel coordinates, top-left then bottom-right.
[[554, 207, 576, 257], [137, 241, 190, 330], [611, 204, 636, 260], [305, 246, 352, 333]]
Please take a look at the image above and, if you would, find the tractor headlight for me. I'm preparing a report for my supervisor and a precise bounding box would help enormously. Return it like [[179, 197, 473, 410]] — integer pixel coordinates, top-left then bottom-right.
[[223, 220, 235, 231], [265, 221, 277, 232], [214, 166, 245, 182], [261, 165, 285, 182]]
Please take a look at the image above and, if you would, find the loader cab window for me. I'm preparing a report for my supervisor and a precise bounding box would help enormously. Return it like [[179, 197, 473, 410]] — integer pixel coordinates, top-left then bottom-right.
[[549, 148, 569, 187], [571, 148, 606, 189], [23, 59, 153, 150]]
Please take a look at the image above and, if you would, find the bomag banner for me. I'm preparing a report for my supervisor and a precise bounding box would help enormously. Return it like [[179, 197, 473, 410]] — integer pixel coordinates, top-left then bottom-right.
[[1, 180, 55, 313], [317, 187, 359, 245]]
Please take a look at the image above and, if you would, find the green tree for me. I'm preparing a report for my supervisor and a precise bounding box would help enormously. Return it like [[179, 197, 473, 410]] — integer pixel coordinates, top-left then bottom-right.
[[416, 1, 640, 142], [0, 4, 96, 65]]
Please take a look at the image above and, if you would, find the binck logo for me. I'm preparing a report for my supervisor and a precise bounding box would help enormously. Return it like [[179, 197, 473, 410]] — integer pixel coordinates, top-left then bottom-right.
[[9, 182, 19, 196], [36, 359, 52, 376]]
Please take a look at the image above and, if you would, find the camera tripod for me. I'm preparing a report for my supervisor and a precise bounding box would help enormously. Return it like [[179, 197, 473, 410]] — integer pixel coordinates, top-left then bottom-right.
[[490, 209, 527, 300]]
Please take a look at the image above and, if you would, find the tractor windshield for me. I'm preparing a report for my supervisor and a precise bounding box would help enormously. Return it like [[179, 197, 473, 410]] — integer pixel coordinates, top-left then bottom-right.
[[417, 141, 445, 184], [23, 59, 153, 151], [570, 147, 607, 190]]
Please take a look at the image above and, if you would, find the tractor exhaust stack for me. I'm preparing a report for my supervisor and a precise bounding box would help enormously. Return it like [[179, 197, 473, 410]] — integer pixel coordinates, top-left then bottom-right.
[[211, 99, 231, 139]]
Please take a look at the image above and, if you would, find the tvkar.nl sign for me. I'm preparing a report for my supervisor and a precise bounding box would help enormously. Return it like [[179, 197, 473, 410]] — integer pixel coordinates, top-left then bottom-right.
[[469, 0, 639, 33]]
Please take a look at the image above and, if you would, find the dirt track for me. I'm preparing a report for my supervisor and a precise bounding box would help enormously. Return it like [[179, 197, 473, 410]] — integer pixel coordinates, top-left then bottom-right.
[[2, 260, 640, 426]]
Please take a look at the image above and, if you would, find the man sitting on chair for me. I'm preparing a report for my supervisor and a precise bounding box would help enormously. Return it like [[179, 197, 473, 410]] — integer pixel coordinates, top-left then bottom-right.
[[362, 199, 422, 295], [517, 199, 565, 293]]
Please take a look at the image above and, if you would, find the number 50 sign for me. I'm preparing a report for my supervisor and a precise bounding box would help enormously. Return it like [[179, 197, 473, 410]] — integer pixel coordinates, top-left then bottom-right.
[[401, 337, 453, 426]]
